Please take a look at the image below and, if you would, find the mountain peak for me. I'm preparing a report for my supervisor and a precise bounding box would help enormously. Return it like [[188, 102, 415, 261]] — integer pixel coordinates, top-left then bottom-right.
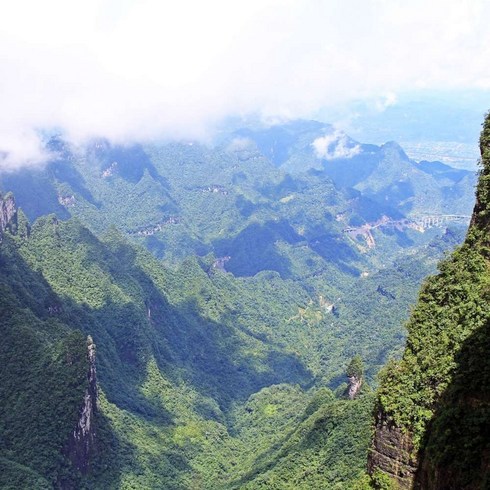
[[380, 141, 409, 160]]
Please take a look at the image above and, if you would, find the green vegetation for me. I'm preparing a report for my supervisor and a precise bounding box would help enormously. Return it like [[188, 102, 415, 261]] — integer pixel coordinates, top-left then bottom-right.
[[0, 209, 378, 488], [0, 124, 472, 387], [232, 394, 375, 489], [347, 355, 364, 380], [373, 112, 490, 488], [0, 238, 90, 487], [0, 119, 477, 488], [0, 458, 51, 490], [377, 241, 490, 442], [369, 470, 397, 490]]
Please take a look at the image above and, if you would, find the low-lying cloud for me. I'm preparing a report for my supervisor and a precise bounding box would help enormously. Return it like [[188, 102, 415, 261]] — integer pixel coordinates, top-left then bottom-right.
[[1, 0, 490, 170], [312, 131, 361, 160]]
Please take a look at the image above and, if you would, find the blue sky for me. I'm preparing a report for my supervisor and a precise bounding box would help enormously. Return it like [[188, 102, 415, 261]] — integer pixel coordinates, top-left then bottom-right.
[[1, 0, 490, 169]]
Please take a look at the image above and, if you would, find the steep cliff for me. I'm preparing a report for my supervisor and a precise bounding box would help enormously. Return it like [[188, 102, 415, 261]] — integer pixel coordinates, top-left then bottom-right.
[[63, 336, 98, 475], [0, 191, 16, 240], [369, 112, 490, 489], [346, 355, 364, 400], [0, 214, 96, 489]]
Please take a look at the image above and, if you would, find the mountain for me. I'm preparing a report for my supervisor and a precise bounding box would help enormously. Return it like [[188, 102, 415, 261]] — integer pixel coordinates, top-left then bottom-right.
[[0, 123, 475, 382], [369, 112, 490, 489], [0, 193, 379, 489], [0, 119, 479, 488], [233, 122, 474, 217], [318, 90, 488, 170], [0, 121, 475, 262]]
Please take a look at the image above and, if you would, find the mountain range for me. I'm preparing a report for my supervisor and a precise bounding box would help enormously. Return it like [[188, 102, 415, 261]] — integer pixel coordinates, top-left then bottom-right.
[[0, 118, 483, 489]]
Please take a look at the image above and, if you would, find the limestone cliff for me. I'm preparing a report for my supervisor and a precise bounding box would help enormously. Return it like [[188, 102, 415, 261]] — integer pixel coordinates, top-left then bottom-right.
[[368, 411, 418, 488], [347, 373, 363, 400], [0, 192, 16, 241], [369, 112, 490, 489], [64, 336, 98, 475], [346, 355, 364, 400]]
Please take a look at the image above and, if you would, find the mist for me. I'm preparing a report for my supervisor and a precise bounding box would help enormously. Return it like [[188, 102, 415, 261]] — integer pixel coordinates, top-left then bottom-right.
[[1, 0, 490, 170]]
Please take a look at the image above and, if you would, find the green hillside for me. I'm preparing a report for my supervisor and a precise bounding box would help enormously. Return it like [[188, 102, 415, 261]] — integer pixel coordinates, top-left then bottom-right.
[[0, 200, 377, 488], [370, 113, 490, 489], [0, 120, 478, 489], [0, 123, 474, 382]]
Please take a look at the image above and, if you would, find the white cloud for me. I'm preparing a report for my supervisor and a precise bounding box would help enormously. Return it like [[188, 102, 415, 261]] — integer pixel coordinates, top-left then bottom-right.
[[374, 92, 398, 112], [312, 131, 361, 160], [0, 0, 490, 169], [0, 127, 53, 172]]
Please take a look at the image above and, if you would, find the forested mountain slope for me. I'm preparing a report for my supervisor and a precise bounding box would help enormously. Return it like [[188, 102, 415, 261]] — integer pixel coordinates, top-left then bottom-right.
[[0, 121, 475, 266], [0, 121, 474, 381], [0, 194, 377, 489], [0, 119, 479, 489], [369, 112, 490, 489]]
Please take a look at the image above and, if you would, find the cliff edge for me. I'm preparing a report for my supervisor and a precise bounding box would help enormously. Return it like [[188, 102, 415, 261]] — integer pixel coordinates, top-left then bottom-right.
[[369, 112, 490, 489], [63, 336, 98, 476], [0, 192, 16, 240]]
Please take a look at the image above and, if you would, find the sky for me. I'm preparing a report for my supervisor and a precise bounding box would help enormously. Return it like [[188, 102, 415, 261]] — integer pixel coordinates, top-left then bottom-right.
[[1, 0, 490, 170]]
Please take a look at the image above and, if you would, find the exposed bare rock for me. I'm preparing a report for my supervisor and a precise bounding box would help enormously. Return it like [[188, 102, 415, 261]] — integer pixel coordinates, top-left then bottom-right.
[[65, 336, 98, 475], [347, 375, 363, 400], [211, 256, 231, 273], [345, 355, 364, 400], [0, 192, 16, 241], [101, 161, 118, 178], [368, 410, 419, 489], [128, 216, 180, 237], [198, 184, 229, 195], [58, 194, 76, 207]]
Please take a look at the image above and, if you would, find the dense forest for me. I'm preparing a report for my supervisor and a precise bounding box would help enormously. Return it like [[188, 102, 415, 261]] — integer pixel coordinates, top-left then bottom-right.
[[0, 119, 482, 489], [0, 197, 375, 489]]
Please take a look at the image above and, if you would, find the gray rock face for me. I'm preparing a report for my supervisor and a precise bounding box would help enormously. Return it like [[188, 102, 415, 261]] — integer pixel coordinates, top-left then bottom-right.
[[65, 336, 98, 475], [347, 375, 362, 400], [0, 192, 16, 241], [368, 410, 419, 489]]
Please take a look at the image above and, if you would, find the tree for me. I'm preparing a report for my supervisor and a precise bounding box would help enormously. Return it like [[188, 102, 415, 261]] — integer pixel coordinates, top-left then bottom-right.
[[347, 355, 364, 380]]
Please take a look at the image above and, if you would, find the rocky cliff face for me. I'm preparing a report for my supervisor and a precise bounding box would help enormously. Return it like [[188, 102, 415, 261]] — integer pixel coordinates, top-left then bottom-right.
[[347, 374, 362, 400], [368, 411, 418, 488], [346, 355, 364, 400], [64, 336, 98, 475], [369, 112, 490, 489], [0, 192, 16, 241]]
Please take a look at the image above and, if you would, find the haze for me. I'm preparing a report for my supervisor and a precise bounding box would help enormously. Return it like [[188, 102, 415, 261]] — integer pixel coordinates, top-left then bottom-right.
[[1, 0, 490, 169]]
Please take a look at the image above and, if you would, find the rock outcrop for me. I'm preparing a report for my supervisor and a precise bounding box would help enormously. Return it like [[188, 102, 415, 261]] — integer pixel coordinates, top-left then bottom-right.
[[368, 411, 418, 488], [347, 373, 363, 400], [65, 336, 98, 474], [345, 355, 364, 400], [0, 192, 16, 241]]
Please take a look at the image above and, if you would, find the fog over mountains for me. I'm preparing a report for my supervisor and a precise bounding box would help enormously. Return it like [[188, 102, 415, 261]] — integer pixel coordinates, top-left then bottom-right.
[[1, 0, 490, 170], [1, 1, 490, 489]]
